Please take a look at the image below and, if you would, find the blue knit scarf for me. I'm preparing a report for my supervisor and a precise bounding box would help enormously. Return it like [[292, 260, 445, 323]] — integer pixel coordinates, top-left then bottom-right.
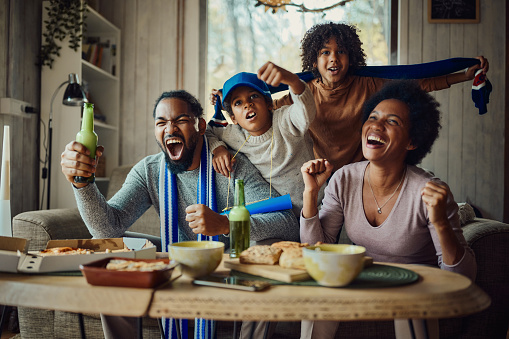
[[159, 135, 218, 339], [209, 57, 491, 127]]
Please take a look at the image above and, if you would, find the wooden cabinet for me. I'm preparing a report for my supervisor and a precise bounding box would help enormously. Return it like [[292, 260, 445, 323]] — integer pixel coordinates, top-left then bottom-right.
[[40, 3, 120, 209]]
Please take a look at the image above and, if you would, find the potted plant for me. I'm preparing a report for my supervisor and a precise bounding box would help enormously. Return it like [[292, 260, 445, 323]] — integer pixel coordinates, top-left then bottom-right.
[[39, 0, 87, 68]]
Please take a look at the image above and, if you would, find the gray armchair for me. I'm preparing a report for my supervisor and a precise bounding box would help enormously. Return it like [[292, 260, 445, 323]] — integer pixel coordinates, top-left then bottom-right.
[[14, 165, 161, 252], [12, 165, 162, 338]]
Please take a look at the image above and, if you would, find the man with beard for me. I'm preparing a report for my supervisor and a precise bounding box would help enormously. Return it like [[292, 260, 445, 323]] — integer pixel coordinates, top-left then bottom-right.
[[60, 90, 299, 339]]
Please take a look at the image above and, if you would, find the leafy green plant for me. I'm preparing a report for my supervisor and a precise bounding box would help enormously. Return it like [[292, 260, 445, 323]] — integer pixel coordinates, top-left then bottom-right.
[[39, 0, 87, 68], [255, 0, 354, 14]]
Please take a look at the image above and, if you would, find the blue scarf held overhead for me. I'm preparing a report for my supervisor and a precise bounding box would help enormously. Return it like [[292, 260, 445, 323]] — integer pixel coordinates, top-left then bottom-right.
[[209, 57, 492, 127], [159, 135, 218, 339]]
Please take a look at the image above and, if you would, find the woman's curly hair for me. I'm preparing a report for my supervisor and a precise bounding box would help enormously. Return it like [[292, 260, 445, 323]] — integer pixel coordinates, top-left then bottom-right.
[[361, 80, 442, 166], [300, 22, 367, 78]]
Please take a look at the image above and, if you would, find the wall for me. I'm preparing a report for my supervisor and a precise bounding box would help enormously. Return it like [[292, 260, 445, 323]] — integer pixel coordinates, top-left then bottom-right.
[[399, 0, 506, 221], [0, 0, 41, 219], [97, 0, 206, 166]]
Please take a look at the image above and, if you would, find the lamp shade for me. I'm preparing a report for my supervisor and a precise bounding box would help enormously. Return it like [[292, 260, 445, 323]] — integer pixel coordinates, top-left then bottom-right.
[[62, 73, 87, 106]]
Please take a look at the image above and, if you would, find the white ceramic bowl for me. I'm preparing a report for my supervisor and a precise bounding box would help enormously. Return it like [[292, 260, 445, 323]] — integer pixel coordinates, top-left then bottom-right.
[[168, 241, 224, 278], [303, 244, 366, 287]]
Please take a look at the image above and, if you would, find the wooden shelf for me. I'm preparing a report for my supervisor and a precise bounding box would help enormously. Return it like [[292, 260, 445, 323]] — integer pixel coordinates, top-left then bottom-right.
[[85, 6, 120, 34], [82, 60, 119, 82], [41, 1, 120, 209]]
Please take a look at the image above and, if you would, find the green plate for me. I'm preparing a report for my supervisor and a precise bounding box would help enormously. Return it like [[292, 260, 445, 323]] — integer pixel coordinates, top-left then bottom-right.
[[231, 264, 420, 289]]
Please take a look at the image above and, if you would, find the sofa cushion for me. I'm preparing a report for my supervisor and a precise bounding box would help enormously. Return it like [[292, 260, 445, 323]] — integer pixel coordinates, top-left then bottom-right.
[[106, 165, 133, 201], [12, 208, 90, 251], [17, 308, 56, 339], [19, 307, 162, 339], [459, 218, 509, 338], [106, 165, 160, 237], [457, 202, 476, 225]]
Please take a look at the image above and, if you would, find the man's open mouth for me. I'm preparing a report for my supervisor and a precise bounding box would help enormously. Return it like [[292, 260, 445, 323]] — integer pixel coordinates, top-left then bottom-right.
[[166, 137, 184, 160], [367, 135, 386, 146]]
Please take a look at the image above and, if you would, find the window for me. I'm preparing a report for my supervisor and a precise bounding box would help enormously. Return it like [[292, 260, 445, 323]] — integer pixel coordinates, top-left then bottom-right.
[[207, 0, 396, 118]]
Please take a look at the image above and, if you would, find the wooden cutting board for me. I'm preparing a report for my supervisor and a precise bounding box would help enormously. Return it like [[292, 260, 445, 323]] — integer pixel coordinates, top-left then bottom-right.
[[224, 257, 374, 284], [224, 259, 310, 283]]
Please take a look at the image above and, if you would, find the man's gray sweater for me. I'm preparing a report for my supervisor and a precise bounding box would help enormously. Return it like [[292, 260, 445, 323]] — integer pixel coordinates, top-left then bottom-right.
[[74, 151, 299, 249]]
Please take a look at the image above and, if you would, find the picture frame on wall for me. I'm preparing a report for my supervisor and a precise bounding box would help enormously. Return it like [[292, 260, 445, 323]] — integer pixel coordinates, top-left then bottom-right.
[[428, 0, 480, 24]]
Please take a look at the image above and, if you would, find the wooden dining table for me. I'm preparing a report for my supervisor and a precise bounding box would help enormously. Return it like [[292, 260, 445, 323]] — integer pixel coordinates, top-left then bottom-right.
[[0, 254, 491, 337], [149, 258, 490, 322]]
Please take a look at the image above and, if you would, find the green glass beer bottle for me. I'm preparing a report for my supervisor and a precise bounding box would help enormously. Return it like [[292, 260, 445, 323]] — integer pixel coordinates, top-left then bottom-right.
[[229, 179, 250, 258], [74, 102, 98, 183]]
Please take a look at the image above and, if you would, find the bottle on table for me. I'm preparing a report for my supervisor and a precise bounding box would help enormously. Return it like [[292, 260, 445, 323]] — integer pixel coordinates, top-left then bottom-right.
[[229, 179, 250, 258], [74, 102, 98, 184]]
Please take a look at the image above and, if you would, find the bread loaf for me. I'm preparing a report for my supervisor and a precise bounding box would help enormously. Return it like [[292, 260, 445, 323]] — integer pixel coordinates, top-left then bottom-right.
[[239, 245, 283, 265], [278, 247, 305, 270], [271, 241, 308, 249]]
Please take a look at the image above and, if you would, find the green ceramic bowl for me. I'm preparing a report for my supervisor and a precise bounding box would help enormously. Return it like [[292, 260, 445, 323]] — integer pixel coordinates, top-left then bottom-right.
[[168, 241, 224, 278], [303, 244, 366, 287]]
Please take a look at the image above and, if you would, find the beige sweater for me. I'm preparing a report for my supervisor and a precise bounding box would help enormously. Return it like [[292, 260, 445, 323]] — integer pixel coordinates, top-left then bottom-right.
[[274, 75, 450, 171], [206, 82, 323, 219]]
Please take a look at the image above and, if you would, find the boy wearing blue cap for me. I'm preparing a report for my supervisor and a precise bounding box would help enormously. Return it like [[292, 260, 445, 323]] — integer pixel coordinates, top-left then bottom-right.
[[206, 61, 323, 219]]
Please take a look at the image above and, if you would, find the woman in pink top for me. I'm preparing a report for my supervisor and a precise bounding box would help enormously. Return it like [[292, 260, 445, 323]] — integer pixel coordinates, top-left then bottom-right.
[[300, 80, 476, 339]]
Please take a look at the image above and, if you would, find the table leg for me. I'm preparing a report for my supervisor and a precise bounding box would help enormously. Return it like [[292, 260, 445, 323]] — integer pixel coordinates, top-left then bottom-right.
[[158, 318, 165, 339], [137, 317, 143, 339], [232, 320, 239, 339], [0, 305, 12, 338], [78, 313, 86, 339], [407, 319, 430, 339], [422, 319, 429, 339], [408, 319, 416, 339]]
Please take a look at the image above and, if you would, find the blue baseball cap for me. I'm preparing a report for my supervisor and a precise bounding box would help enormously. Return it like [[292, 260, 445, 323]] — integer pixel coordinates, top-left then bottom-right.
[[222, 72, 272, 106]]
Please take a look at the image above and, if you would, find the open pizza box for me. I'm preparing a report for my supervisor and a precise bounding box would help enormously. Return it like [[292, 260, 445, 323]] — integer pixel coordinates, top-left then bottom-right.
[[7, 237, 156, 273], [0, 236, 30, 273]]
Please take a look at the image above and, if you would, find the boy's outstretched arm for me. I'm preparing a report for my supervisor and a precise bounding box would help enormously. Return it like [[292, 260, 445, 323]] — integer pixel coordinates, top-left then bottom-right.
[[446, 55, 489, 86], [258, 61, 305, 95]]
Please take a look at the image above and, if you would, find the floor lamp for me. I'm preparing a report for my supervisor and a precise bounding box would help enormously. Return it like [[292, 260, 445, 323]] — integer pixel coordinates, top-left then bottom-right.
[[46, 73, 87, 210]]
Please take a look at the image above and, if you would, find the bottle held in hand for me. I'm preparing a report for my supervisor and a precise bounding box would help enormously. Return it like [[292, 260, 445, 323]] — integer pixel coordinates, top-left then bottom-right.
[[74, 102, 98, 184], [229, 179, 250, 258]]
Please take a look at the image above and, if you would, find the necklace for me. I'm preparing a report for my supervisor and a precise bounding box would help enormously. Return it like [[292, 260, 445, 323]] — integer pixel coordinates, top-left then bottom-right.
[[224, 128, 274, 211], [366, 164, 406, 214]]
